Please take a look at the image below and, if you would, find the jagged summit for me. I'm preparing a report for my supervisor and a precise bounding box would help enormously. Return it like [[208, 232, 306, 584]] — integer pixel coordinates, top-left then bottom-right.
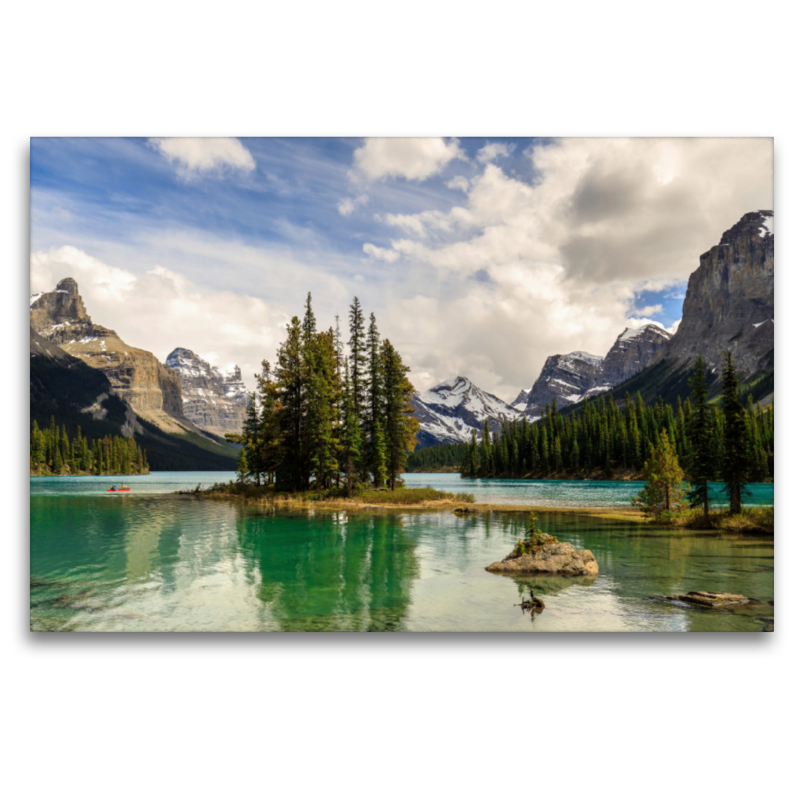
[[30, 276, 95, 338], [166, 347, 248, 436], [30, 278, 193, 435], [412, 375, 519, 447], [651, 209, 773, 379], [618, 323, 670, 343]]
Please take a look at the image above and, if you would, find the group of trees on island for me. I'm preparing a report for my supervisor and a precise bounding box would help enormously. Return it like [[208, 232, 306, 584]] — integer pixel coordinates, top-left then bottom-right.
[[229, 294, 419, 494], [30, 418, 149, 476]]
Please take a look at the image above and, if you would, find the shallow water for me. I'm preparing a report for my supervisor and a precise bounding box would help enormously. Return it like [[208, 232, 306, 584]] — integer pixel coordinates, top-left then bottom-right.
[[30, 474, 774, 632]]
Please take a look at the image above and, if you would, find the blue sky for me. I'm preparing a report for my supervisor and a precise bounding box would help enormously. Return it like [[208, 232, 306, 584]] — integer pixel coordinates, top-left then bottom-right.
[[30, 136, 772, 399]]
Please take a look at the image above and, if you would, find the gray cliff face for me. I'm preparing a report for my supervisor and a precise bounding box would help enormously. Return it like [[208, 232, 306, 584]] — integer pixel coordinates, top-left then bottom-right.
[[30, 278, 199, 435], [600, 324, 672, 385], [518, 326, 672, 417], [165, 348, 248, 436], [521, 351, 604, 417], [659, 210, 773, 377]]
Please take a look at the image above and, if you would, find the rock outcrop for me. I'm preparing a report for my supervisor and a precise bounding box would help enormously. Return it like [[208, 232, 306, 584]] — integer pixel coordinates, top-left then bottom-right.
[[486, 541, 599, 576], [520, 351, 605, 417], [165, 348, 249, 437], [30, 278, 199, 436], [516, 326, 672, 418], [656, 210, 774, 378], [661, 591, 752, 608], [600, 324, 672, 385]]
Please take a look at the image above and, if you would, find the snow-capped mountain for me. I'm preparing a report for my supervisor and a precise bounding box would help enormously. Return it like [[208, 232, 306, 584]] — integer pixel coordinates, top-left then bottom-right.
[[518, 350, 605, 418], [412, 325, 673, 448], [515, 324, 672, 418], [412, 377, 520, 447], [165, 348, 249, 436]]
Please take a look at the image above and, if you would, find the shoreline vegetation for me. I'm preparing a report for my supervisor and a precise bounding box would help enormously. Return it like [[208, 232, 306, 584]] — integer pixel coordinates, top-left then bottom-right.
[[181, 481, 773, 534], [30, 418, 150, 477]]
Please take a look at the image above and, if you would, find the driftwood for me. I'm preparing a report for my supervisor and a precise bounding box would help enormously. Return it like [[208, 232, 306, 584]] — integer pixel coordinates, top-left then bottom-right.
[[519, 590, 545, 614]]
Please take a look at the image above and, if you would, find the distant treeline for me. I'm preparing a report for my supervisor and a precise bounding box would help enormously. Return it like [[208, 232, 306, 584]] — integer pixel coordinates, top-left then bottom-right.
[[408, 374, 773, 483], [30, 418, 149, 476]]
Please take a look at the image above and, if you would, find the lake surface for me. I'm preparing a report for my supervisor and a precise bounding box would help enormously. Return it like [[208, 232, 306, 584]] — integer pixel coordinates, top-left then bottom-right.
[[30, 473, 774, 632]]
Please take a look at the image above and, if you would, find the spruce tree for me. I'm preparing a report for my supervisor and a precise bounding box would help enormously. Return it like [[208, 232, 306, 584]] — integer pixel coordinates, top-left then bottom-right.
[[720, 351, 750, 513], [348, 297, 367, 427], [686, 355, 715, 526], [366, 312, 384, 484], [631, 430, 687, 520], [380, 339, 419, 489], [274, 317, 307, 490], [236, 447, 249, 485], [341, 358, 362, 497]]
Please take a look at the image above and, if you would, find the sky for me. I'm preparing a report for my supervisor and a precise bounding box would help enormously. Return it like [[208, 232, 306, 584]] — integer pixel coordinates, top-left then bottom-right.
[[29, 136, 773, 402]]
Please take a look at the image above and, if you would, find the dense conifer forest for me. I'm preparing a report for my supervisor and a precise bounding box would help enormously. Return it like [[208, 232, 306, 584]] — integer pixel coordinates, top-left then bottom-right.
[[408, 354, 773, 484], [30, 418, 149, 476], [227, 294, 419, 494]]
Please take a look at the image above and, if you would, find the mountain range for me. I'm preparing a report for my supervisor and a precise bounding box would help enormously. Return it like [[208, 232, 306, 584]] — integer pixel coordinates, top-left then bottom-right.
[[30, 279, 240, 469], [411, 210, 774, 447], [29, 209, 774, 459]]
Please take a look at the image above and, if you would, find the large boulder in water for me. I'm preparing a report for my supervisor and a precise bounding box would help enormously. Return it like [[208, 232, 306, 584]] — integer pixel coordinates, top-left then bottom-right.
[[486, 541, 598, 576]]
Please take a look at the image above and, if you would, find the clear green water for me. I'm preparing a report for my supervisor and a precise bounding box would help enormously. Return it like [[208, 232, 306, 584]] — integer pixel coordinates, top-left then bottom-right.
[[30, 474, 773, 632]]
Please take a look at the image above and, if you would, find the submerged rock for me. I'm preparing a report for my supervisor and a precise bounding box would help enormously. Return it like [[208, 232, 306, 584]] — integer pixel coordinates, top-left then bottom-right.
[[486, 541, 599, 576], [662, 591, 752, 608]]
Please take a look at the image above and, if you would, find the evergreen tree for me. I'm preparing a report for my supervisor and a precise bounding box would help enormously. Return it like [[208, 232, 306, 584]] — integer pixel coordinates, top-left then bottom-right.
[[366, 312, 384, 484], [631, 430, 687, 519], [236, 447, 249, 485], [348, 297, 367, 427], [720, 351, 750, 513], [341, 358, 363, 497], [380, 339, 419, 489], [686, 355, 715, 525], [274, 316, 307, 490]]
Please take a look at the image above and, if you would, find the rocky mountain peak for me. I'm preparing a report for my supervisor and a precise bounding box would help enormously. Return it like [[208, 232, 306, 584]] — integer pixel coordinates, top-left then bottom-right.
[[412, 375, 520, 447], [659, 209, 774, 376], [30, 276, 94, 335], [56, 277, 80, 295], [165, 347, 248, 436], [31, 279, 187, 429]]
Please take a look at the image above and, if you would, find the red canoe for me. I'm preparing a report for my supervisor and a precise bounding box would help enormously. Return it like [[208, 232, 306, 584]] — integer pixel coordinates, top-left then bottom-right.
[[106, 488, 131, 493]]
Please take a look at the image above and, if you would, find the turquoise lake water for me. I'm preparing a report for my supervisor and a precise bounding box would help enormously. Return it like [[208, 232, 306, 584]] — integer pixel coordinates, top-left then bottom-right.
[[30, 473, 774, 632]]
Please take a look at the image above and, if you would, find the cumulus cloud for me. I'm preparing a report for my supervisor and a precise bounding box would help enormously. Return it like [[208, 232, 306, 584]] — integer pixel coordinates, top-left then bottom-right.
[[31, 245, 289, 391], [363, 243, 400, 262], [149, 137, 256, 178], [446, 175, 470, 192], [476, 142, 515, 163], [337, 194, 368, 216], [360, 138, 772, 397], [352, 137, 465, 181]]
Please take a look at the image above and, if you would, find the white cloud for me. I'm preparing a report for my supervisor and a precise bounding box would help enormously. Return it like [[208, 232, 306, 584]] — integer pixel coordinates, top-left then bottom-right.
[[352, 137, 465, 182], [446, 176, 470, 192], [149, 137, 256, 178], [31, 245, 291, 392], [337, 194, 368, 216], [476, 142, 515, 164], [632, 304, 663, 316], [363, 243, 400, 263], [362, 138, 771, 397]]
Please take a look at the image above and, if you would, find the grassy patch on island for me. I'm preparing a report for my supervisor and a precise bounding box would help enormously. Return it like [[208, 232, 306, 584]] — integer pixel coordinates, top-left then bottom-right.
[[184, 481, 475, 509]]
